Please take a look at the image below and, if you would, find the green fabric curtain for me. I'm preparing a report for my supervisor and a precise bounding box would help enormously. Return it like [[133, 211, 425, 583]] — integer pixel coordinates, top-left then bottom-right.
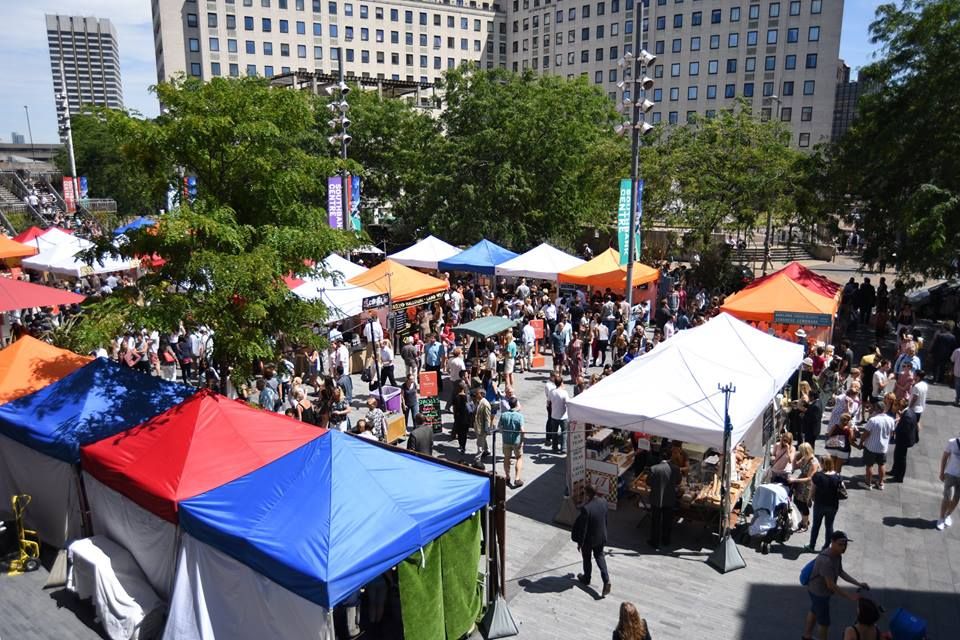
[[399, 513, 483, 640]]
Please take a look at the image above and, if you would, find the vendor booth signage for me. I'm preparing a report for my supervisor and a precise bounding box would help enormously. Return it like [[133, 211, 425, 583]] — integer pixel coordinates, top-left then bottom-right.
[[772, 311, 833, 327], [390, 290, 445, 311], [362, 292, 390, 310], [566, 421, 587, 504]]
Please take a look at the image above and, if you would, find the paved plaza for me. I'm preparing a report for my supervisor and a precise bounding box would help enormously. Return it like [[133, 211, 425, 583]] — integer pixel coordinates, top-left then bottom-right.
[[1, 258, 958, 638]]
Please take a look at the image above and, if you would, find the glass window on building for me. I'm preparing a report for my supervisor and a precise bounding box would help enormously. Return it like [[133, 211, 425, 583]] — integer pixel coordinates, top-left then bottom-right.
[[706, 84, 717, 98], [811, 0, 822, 14], [798, 132, 810, 147], [189, 38, 200, 52], [711, 9, 721, 23], [763, 81, 773, 96], [672, 38, 681, 52], [787, 27, 799, 42], [298, 44, 307, 57], [785, 54, 796, 69], [187, 13, 198, 27], [262, 18, 272, 31], [208, 14, 218, 28], [730, 6, 740, 21], [803, 79, 815, 94], [654, 64, 663, 78], [790, 0, 800, 14], [749, 4, 760, 18], [743, 82, 754, 97], [190, 62, 202, 77], [244, 16, 254, 30], [769, 3, 780, 17], [228, 39, 238, 52], [668, 111, 678, 124], [726, 58, 736, 73], [747, 31, 758, 46], [671, 62, 680, 76], [710, 34, 720, 49], [691, 36, 701, 51], [264, 65, 274, 77], [655, 40, 664, 54], [801, 106, 813, 121], [669, 87, 680, 100], [725, 83, 735, 97], [654, 88, 663, 101], [280, 19, 288, 33], [728, 32, 738, 47], [227, 14, 237, 29], [674, 14, 683, 28], [230, 63, 239, 76], [809, 26, 820, 41], [781, 106, 792, 120], [708, 59, 718, 74], [687, 86, 698, 99], [246, 64, 257, 76], [264, 42, 273, 54], [806, 53, 817, 68], [745, 56, 756, 71], [767, 29, 778, 44], [765, 55, 776, 70], [782, 80, 794, 95], [692, 11, 702, 25], [209, 37, 219, 51], [656, 16, 665, 30], [297, 21, 306, 34], [314, 22, 321, 35]]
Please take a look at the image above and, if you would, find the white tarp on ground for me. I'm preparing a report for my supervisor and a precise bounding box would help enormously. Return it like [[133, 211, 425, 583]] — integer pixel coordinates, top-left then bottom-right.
[[67, 535, 166, 640], [0, 433, 82, 547], [388, 235, 461, 270], [494, 242, 585, 281], [568, 313, 803, 451], [291, 254, 376, 322], [84, 472, 178, 600], [162, 533, 333, 640], [22, 236, 139, 277]]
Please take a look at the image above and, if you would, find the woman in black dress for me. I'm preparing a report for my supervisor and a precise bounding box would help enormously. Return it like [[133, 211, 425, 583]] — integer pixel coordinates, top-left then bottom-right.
[[452, 381, 471, 455]]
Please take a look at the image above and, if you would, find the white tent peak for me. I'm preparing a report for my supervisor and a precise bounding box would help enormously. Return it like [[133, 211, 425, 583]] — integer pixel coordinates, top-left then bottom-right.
[[494, 243, 585, 281], [388, 235, 460, 270]]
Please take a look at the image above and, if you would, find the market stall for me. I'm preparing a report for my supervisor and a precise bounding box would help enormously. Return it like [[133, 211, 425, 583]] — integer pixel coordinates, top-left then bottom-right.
[[0, 335, 91, 404], [164, 430, 490, 640], [22, 236, 141, 278], [0, 358, 194, 546], [437, 239, 518, 276], [388, 235, 461, 270], [493, 242, 585, 281], [720, 262, 841, 344], [17, 227, 76, 252], [0, 234, 38, 260], [289, 253, 376, 323], [566, 314, 802, 522], [80, 389, 325, 597], [348, 259, 449, 342], [557, 247, 659, 293]]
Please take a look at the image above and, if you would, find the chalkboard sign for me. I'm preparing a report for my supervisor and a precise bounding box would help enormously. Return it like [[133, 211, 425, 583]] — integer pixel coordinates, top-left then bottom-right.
[[418, 396, 442, 433], [393, 309, 410, 338]]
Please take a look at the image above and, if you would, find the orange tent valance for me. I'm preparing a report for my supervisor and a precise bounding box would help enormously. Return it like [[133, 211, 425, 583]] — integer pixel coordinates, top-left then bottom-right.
[[557, 248, 659, 291], [0, 235, 38, 260], [0, 335, 92, 405], [720, 272, 839, 323], [347, 259, 448, 304]]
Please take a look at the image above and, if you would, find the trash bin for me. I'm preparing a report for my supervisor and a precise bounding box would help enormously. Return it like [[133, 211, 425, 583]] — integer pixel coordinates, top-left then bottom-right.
[[379, 385, 402, 413]]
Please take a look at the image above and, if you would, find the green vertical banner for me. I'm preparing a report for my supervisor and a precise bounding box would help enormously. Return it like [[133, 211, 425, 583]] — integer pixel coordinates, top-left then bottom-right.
[[617, 178, 632, 265]]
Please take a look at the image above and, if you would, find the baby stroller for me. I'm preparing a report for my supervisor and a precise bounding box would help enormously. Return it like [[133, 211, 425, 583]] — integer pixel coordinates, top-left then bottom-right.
[[747, 483, 799, 554]]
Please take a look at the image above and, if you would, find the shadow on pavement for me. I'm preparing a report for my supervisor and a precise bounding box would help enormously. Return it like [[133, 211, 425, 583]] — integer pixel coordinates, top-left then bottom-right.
[[882, 516, 937, 530]]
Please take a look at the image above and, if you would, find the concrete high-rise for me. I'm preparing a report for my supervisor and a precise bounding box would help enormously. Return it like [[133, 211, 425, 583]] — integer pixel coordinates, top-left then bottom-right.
[[151, 0, 508, 96], [46, 15, 123, 135], [506, 0, 844, 148]]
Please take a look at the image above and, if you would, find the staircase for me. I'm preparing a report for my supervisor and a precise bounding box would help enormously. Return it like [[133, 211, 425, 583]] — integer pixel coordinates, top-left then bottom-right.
[[0, 184, 21, 209], [738, 245, 816, 263]]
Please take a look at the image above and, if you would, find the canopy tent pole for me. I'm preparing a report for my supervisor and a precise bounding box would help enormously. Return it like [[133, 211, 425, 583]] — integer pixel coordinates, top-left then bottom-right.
[[707, 382, 746, 574]]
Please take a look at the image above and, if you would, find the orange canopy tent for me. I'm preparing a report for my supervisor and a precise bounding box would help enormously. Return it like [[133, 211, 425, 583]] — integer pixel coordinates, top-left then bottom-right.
[[720, 271, 839, 323], [0, 236, 38, 260], [557, 248, 659, 291], [745, 261, 841, 299], [0, 335, 92, 405], [347, 259, 448, 305]]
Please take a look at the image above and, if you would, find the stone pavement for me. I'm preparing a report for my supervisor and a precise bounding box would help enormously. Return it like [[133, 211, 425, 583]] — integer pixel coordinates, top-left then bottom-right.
[[2, 256, 958, 639]]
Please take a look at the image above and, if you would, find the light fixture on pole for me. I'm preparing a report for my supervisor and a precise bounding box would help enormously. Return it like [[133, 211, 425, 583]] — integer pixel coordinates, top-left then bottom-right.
[[56, 61, 81, 213], [615, 0, 656, 330], [327, 48, 351, 229]]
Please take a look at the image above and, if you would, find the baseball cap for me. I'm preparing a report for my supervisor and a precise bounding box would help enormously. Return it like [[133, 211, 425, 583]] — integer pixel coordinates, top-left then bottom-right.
[[802, 357, 814, 367], [831, 531, 853, 543]]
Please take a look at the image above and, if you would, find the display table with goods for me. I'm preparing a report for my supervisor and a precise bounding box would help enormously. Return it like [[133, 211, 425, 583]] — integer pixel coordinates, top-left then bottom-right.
[[629, 440, 763, 527], [584, 427, 636, 510]]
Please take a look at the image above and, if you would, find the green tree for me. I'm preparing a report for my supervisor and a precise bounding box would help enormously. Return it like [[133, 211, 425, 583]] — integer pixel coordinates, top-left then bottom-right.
[[828, 0, 960, 276], [404, 66, 626, 250], [53, 108, 160, 218], [640, 102, 806, 247], [66, 76, 352, 385]]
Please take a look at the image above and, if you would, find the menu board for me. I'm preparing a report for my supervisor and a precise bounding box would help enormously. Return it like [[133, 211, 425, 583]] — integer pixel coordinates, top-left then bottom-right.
[[418, 397, 442, 433], [567, 420, 587, 504]]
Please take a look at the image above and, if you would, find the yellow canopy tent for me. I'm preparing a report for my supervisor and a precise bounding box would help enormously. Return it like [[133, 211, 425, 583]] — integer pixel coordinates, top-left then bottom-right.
[[347, 259, 449, 307], [557, 248, 659, 291], [0, 335, 92, 405]]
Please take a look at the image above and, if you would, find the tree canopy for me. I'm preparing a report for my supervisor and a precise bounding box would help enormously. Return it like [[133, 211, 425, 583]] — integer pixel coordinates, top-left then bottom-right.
[[828, 0, 960, 276], [68, 76, 351, 383], [640, 102, 807, 247]]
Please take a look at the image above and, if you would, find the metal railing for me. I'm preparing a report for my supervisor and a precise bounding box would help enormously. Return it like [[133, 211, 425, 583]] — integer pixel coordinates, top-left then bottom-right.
[[0, 172, 47, 226], [84, 198, 117, 213]]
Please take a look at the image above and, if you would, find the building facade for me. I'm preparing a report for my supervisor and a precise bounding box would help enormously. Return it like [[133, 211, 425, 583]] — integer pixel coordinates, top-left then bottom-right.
[[506, 0, 843, 148], [9, 133, 26, 145], [152, 0, 842, 147], [152, 0, 508, 90], [46, 14, 124, 131]]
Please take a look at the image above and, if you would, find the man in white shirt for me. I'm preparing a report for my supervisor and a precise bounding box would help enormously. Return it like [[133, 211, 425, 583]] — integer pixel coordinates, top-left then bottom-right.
[[105, 274, 119, 289], [861, 392, 896, 490], [544, 373, 557, 448], [362, 312, 384, 368], [334, 338, 350, 375], [909, 369, 928, 426], [521, 320, 536, 372], [549, 378, 570, 454], [937, 434, 960, 530], [872, 359, 892, 403]]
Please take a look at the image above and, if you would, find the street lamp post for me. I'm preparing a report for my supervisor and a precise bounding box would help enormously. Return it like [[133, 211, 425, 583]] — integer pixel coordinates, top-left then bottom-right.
[[23, 105, 36, 161], [761, 95, 783, 276], [56, 63, 81, 212], [327, 49, 352, 229], [616, 1, 656, 322]]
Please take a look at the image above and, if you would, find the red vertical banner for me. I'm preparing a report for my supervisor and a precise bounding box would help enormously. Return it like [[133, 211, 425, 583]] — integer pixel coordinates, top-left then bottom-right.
[[62, 176, 76, 213]]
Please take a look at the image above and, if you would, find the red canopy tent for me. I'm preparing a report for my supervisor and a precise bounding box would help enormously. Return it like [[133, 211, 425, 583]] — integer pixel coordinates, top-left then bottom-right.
[[13, 226, 50, 244], [81, 389, 326, 523], [0, 277, 85, 312], [745, 261, 841, 298]]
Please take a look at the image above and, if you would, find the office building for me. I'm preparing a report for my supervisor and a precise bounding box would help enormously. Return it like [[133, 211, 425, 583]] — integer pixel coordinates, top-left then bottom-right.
[[10, 132, 26, 145], [831, 60, 874, 142], [46, 15, 124, 123], [151, 0, 508, 91], [506, 0, 844, 148]]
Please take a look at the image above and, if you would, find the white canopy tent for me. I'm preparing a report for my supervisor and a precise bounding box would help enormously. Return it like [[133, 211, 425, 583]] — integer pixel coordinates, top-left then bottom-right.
[[567, 313, 803, 452], [291, 254, 376, 322], [494, 242, 585, 281], [19, 227, 77, 253], [22, 237, 140, 277], [388, 235, 461, 270]]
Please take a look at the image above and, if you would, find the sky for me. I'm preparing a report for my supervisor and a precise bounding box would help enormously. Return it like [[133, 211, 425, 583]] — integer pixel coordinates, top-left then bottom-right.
[[0, 0, 886, 143]]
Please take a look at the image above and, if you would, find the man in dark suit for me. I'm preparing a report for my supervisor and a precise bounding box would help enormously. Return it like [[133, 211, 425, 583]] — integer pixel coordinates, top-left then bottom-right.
[[574, 484, 611, 597], [647, 447, 681, 551]]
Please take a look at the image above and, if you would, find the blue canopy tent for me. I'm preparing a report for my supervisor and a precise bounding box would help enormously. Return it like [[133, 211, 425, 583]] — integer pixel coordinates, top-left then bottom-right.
[[437, 239, 519, 276], [173, 430, 489, 619], [113, 217, 157, 235], [0, 357, 194, 545]]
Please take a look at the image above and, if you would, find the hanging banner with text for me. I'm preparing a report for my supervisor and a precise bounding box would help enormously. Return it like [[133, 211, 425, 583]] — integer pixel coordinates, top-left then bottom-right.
[[350, 175, 362, 232], [327, 176, 344, 229], [79, 176, 89, 200], [62, 176, 76, 213], [616, 179, 643, 265]]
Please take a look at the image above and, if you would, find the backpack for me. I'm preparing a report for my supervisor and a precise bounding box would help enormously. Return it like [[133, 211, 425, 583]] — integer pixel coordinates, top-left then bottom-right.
[[799, 558, 816, 586]]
